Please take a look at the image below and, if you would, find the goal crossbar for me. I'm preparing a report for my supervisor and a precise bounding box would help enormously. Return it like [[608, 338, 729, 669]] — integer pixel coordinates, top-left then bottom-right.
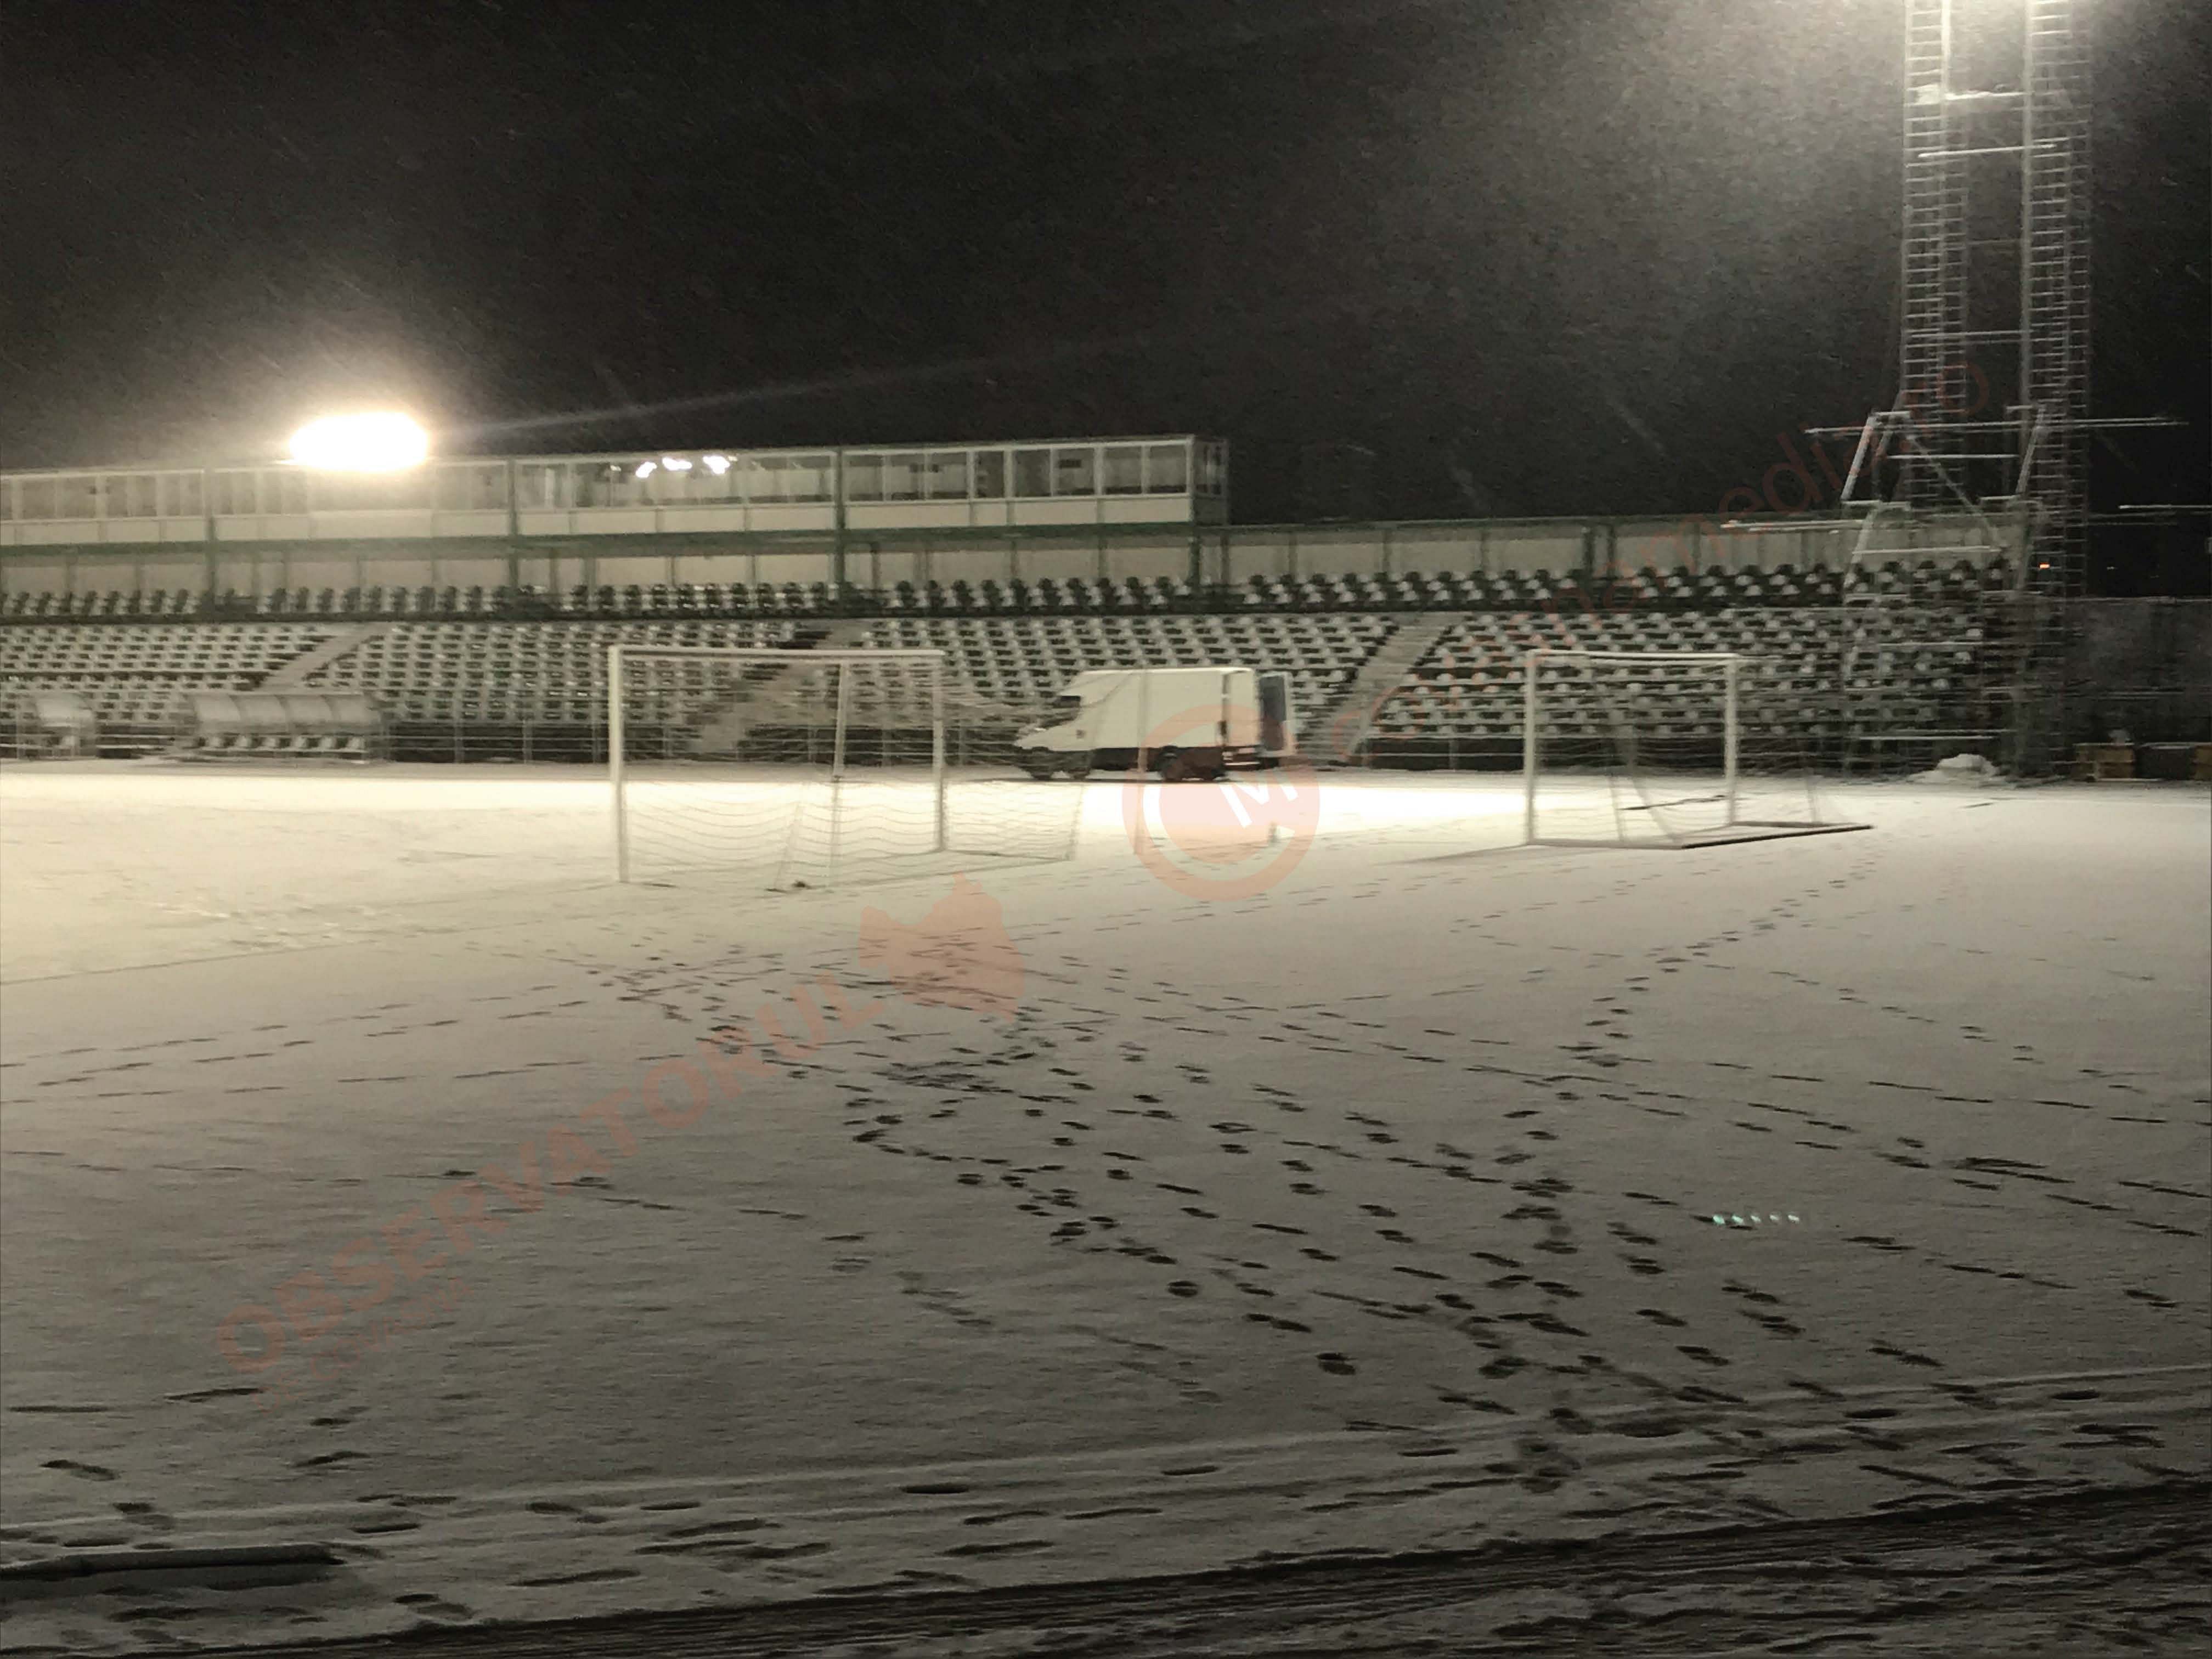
[[609, 645, 949, 884], [1521, 648, 1868, 848]]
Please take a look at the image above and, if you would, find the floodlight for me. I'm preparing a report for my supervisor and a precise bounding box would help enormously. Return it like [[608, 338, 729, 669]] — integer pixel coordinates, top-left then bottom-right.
[[635, 461, 657, 478], [288, 413, 429, 471]]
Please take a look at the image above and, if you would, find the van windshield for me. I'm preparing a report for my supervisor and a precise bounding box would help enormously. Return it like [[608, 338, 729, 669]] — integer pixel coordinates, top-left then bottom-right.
[[1047, 694, 1082, 722]]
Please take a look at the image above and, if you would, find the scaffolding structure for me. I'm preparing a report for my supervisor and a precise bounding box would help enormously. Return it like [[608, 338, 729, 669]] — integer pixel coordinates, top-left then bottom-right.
[[1897, 0, 2090, 571], [1821, 0, 2094, 772]]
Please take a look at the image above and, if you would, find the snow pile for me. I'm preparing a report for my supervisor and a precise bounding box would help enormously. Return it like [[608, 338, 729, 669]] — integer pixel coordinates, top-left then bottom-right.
[[1907, 752, 2001, 786]]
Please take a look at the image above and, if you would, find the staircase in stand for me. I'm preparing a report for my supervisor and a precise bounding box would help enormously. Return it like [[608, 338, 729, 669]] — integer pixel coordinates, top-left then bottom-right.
[[264, 622, 391, 687], [1313, 612, 1463, 765], [686, 620, 867, 754]]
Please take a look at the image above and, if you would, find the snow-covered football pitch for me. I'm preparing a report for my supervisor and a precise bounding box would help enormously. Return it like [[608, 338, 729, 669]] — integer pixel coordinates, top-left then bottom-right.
[[1, 760, 2205, 1653]]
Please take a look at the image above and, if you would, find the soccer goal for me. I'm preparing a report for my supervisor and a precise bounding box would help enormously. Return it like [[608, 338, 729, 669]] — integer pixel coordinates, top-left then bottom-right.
[[609, 646, 1080, 888], [1521, 650, 1867, 848]]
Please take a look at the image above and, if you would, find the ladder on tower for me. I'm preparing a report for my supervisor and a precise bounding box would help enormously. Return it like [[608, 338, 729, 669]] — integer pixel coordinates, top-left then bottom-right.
[[1899, 0, 1970, 505]]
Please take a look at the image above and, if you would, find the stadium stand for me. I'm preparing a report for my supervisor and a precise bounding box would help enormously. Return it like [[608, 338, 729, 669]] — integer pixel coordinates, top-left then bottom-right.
[[1364, 591, 1997, 766], [302, 619, 809, 723], [299, 618, 815, 760], [1, 556, 2019, 765], [0, 620, 344, 754]]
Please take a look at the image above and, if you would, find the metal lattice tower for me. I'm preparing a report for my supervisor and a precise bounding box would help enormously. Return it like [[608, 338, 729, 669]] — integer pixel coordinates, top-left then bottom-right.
[[1899, 1, 1971, 505], [1818, 0, 2094, 774], [2018, 0, 2092, 598], [1898, 0, 2091, 593]]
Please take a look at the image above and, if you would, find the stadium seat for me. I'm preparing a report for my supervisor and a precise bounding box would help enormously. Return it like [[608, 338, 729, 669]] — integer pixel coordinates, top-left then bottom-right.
[[0, 537, 2013, 766]]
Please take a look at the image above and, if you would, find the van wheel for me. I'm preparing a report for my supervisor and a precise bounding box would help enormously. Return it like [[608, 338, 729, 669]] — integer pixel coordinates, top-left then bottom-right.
[[1064, 753, 1094, 780], [1155, 748, 1188, 782], [1020, 755, 1055, 780]]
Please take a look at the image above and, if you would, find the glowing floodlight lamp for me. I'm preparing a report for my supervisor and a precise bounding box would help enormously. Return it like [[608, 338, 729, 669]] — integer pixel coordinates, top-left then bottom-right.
[[288, 413, 430, 471]]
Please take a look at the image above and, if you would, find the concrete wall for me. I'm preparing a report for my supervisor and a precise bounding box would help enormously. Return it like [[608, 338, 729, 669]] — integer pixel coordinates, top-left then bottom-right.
[[0, 510, 2024, 602], [2069, 598, 2212, 744]]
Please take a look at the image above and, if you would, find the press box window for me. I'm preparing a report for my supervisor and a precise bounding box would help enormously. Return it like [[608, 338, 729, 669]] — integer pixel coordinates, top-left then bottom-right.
[[106, 475, 160, 518], [843, 455, 884, 502], [1103, 446, 1143, 494], [881, 452, 923, 501], [926, 451, 970, 499], [163, 474, 204, 517], [1013, 449, 1051, 498], [515, 466, 565, 510], [1053, 447, 1096, 495]]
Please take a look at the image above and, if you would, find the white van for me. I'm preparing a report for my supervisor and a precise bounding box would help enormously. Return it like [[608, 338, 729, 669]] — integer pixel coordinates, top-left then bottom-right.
[[1014, 665, 1296, 781]]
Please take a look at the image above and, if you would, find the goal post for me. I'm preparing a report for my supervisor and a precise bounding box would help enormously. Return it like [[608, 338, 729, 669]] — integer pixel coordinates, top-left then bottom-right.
[[1522, 648, 1867, 849], [608, 645, 1074, 888], [611, 641, 629, 881]]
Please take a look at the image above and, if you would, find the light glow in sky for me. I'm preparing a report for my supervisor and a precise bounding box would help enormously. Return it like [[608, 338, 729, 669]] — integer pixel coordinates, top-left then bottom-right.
[[287, 413, 430, 471]]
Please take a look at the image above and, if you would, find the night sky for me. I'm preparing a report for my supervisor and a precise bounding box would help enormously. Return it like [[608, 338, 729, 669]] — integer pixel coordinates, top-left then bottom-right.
[[4, 0, 2205, 576]]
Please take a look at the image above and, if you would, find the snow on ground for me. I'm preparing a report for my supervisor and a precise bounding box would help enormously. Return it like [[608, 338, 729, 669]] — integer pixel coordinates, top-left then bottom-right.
[[1, 760, 2206, 1653]]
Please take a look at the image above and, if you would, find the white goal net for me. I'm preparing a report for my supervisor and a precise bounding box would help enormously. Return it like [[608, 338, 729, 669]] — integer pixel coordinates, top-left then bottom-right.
[[1522, 650, 1866, 848], [610, 647, 1080, 888]]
